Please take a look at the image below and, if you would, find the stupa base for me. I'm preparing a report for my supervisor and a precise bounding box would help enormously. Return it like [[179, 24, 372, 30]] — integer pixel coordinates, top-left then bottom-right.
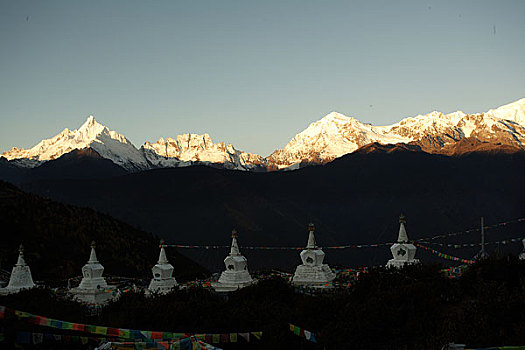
[[386, 259, 420, 268]]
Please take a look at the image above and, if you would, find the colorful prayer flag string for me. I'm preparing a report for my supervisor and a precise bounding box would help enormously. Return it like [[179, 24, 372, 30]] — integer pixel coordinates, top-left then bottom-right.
[[162, 217, 525, 251], [0, 305, 261, 345], [289, 323, 317, 343], [414, 243, 475, 264]]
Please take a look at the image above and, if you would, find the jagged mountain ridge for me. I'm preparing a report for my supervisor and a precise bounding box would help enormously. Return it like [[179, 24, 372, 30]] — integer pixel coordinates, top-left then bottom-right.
[[142, 134, 268, 171], [2, 116, 149, 171], [268, 98, 525, 168], [2, 117, 268, 172], [2, 98, 525, 171]]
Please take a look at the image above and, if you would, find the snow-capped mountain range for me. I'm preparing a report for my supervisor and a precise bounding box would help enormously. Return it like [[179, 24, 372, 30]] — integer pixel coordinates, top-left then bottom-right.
[[2, 98, 525, 171], [142, 135, 267, 171]]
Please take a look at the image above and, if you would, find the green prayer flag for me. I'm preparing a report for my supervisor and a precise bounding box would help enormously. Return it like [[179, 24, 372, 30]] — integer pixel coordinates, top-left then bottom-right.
[[118, 329, 131, 339], [85, 325, 97, 334], [294, 326, 301, 336], [62, 322, 74, 330]]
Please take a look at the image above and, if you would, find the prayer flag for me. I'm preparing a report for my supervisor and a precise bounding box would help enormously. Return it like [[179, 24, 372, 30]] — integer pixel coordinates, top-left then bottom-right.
[[95, 326, 108, 335], [251, 331, 262, 340], [230, 333, 237, 342], [108, 327, 119, 337], [304, 330, 311, 340], [151, 331, 162, 339], [85, 324, 97, 334], [141, 331, 152, 339], [130, 330, 143, 339], [310, 333, 317, 343], [36, 316, 48, 326], [50, 319, 62, 329], [62, 321, 74, 330], [118, 329, 131, 339]]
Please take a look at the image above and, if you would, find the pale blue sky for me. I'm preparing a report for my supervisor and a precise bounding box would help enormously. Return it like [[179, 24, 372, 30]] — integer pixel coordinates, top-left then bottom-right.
[[1, 0, 524, 156]]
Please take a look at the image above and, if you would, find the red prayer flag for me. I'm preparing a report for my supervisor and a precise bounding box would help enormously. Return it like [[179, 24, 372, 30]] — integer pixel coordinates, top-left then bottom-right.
[[73, 323, 85, 332], [107, 328, 119, 337], [150, 331, 163, 339]]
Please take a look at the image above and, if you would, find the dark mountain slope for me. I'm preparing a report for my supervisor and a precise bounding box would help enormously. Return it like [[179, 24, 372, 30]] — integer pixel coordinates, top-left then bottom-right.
[[0, 181, 206, 282], [0, 157, 29, 184], [29, 148, 128, 180], [18, 148, 525, 270]]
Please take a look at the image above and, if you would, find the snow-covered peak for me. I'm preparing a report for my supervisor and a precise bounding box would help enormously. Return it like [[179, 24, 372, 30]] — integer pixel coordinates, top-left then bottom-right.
[[486, 98, 525, 126], [2, 115, 149, 171], [267, 111, 412, 168], [77, 115, 106, 139], [320, 111, 355, 123], [269, 98, 525, 168]]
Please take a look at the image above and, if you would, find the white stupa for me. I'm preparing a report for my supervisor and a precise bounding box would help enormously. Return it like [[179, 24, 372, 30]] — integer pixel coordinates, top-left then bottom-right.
[[213, 230, 254, 292], [292, 223, 336, 286], [147, 240, 178, 295], [0, 244, 36, 295], [520, 239, 525, 260], [386, 214, 420, 268], [70, 241, 116, 304]]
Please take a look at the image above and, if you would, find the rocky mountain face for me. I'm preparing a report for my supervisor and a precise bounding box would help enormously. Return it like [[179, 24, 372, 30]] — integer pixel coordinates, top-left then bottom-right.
[[142, 134, 268, 171], [2, 98, 525, 171]]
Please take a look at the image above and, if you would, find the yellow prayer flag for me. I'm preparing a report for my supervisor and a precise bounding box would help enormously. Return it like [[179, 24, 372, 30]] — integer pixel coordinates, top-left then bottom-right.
[[230, 333, 237, 342]]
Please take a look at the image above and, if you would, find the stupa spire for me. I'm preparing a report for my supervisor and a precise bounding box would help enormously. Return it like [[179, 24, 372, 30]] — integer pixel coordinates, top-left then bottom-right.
[[230, 229, 241, 256], [158, 239, 168, 264], [306, 223, 317, 249], [16, 244, 27, 266], [88, 241, 98, 263], [397, 214, 409, 243]]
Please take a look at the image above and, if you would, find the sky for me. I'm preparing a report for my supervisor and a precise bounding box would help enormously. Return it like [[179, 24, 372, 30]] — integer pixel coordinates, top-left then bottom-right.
[[1, 1, 524, 157]]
